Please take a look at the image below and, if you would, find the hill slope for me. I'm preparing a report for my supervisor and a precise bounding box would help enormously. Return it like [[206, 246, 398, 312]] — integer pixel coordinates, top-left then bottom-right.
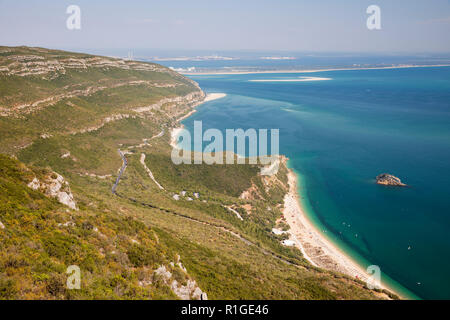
[[0, 46, 393, 300]]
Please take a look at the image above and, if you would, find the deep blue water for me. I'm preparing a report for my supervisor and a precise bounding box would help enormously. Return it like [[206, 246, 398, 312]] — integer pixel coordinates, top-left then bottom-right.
[[181, 67, 450, 299]]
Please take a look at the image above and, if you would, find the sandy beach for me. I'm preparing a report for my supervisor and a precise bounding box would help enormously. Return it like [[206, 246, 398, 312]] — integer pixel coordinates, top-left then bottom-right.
[[168, 89, 401, 297], [283, 169, 402, 297], [170, 93, 227, 149], [249, 76, 332, 82], [203, 92, 227, 102]]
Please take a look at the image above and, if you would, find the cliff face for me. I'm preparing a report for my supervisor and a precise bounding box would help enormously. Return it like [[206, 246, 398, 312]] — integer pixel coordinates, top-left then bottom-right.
[[28, 173, 77, 210], [0, 46, 204, 154], [0, 46, 191, 80]]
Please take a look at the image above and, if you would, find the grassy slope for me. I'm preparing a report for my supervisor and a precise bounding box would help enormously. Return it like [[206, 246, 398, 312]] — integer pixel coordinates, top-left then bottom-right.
[[0, 46, 199, 154], [0, 46, 392, 299]]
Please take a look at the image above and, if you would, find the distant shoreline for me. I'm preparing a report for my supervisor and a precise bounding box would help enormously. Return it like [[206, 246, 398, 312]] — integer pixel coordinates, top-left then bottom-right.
[[182, 64, 450, 75]]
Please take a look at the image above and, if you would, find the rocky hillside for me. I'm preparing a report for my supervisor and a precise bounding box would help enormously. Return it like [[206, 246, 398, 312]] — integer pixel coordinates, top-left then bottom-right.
[[0, 46, 204, 153], [0, 47, 391, 300], [0, 154, 207, 299]]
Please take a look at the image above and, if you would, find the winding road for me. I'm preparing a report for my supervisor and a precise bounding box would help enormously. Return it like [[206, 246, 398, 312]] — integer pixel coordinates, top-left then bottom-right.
[[112, 149, 127, 194]]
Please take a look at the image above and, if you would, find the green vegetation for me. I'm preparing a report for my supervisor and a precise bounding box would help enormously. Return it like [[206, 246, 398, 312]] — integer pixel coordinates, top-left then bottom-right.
[[0, 46, 389, 300], [0, 45, 200, 154]]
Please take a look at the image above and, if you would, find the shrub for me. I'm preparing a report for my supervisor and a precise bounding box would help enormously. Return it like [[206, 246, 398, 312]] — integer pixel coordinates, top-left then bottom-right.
[[0, 278, 16, 299]]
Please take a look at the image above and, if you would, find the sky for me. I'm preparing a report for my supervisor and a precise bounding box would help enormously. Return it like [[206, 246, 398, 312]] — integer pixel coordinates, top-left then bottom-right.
[[0, 0, 449, 53]]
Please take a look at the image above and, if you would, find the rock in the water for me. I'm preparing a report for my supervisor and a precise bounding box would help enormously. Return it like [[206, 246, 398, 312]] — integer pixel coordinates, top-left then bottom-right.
[[376, 173, 407, 186]]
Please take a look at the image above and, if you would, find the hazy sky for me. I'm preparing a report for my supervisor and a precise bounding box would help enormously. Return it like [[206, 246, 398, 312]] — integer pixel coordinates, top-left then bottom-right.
[[1, 0, 449, 53]]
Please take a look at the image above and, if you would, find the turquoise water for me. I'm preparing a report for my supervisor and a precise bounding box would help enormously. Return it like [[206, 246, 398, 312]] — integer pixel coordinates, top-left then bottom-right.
[[181, 67, 450, 299]]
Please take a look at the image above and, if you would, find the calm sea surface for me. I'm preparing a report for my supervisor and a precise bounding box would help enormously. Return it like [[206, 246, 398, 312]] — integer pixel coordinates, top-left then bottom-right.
[[181, 67, 450, 299]]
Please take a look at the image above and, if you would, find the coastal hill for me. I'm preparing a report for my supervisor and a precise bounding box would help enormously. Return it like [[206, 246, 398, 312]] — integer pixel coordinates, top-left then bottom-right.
[[0, 46, 395, 299]]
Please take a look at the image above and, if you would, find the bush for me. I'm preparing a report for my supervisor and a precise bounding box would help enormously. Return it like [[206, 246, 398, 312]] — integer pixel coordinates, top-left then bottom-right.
[[46, 273, 66, 298], [0, 278, 16, 299], [127, 244, 161, 268]]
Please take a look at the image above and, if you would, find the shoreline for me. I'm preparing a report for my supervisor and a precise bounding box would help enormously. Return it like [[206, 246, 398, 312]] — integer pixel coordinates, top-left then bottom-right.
[[167, 88, 406, 299], [170, 93, 227, 149], [283, 167, 404, 299], [182, 64, 450, 76]]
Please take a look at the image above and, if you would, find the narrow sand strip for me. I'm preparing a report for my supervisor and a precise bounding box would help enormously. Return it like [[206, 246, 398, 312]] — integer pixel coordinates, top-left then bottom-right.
[[250, 76, 332, 82], [204, 92, 227, 101]]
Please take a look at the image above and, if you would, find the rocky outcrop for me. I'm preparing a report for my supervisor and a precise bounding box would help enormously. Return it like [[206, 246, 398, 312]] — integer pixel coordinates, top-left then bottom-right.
[[0, 54, 170, 78], [0, 46, 200, 118], [28, 173, 78, 210], [133, 91, 205, 114], [63, 91, 204, 134], [376, 174, 407, 186], [148, 258, 207, 300], [3, 82, 172, 117], [70, 113, 138, 135]]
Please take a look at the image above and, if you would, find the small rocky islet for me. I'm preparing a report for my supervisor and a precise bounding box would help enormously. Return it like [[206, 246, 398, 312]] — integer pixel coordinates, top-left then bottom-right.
[[376, 173, 407, 187]]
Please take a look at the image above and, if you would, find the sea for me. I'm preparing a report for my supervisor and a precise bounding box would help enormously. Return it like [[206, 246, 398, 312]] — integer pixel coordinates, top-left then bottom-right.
[[136, 52, 450, 299]]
